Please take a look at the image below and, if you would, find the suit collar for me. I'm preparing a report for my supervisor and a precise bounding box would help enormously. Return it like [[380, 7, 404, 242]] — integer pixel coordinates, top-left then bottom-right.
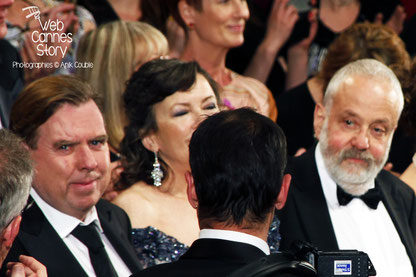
[[17, 199, 141, 275], [199, 229, 270, 255], [182, 238, 266, 264], [97, 200, 142, 273], [30, 189, 102, 238], [286, 144, 339, 250], [18, 201, 89, 277]]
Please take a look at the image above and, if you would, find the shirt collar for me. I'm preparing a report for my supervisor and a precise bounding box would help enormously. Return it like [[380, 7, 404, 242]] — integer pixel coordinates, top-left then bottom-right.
[[199, 229, 270, 255], [30, 188, 103, 239]]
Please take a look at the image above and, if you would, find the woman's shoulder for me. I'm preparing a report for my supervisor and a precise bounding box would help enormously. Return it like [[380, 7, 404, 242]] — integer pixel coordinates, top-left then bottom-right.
[[228, 71, 270, 93], [112, 182, 154, 216]]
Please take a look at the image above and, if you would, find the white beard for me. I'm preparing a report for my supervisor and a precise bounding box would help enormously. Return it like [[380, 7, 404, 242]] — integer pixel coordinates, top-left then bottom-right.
[[319, 119, 391, 195]]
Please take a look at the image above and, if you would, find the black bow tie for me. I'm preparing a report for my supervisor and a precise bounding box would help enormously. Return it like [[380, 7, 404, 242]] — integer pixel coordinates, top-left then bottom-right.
[[336, 185, 382, 209]]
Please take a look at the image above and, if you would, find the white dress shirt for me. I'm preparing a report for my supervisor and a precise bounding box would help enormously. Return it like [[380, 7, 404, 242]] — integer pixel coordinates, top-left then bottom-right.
[[31, 189, 132, 277], [199, 229, 270, 255], [315, 144, 413, 277]]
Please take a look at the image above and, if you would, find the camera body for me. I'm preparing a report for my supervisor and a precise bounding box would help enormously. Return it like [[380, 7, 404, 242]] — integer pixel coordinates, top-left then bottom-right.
[[306, 250, 376, 277], [292, 241, 376, 277]]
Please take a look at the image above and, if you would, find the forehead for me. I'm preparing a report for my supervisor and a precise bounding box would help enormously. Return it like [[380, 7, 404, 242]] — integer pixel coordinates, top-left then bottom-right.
[[330, 75, 400, 123], [37, 100, 106, 141], [157, 74, 215, 106]]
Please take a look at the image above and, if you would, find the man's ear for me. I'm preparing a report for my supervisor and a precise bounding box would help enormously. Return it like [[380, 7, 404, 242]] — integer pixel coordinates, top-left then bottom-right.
[[275, 174, 291, 210], [185, 171, 198, 209], [313, 103, 326, 140], [1, 216, 21, 249], [178, 0, 197, 27], [142, 133, 159, 153]]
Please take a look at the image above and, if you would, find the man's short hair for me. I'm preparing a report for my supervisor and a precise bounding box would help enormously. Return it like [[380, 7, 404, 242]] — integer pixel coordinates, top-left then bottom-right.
[[10, 75, 99, 149], [0, 129, 33, 231], [189, 108, 287, 229], [324, 59, 404, 116]]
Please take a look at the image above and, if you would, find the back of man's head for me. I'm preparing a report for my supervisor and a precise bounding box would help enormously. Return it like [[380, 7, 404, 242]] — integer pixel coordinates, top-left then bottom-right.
[[9, 75, 99, 149], [189, 108, 287, 229]]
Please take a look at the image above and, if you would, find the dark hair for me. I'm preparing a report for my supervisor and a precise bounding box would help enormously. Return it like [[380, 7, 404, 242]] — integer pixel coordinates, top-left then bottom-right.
[[10, 75, 99, 149], [118, 58, 220, 189], [141, 0, 171, 35], [189, 108, 287, 229]]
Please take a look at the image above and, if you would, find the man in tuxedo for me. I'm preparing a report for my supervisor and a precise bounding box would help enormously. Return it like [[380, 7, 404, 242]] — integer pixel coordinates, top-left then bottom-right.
[[1, 75, 142, 276], [278, 59, 416, 276], [132, 108, 292, 277]]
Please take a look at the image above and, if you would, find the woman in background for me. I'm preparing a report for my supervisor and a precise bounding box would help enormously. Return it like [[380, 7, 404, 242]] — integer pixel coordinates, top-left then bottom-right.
[[169, 0, 277, 120]]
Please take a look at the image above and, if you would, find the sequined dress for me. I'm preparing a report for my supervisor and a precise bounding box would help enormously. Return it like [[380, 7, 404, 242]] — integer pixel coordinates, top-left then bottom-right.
[[131, 214, 281, 269]]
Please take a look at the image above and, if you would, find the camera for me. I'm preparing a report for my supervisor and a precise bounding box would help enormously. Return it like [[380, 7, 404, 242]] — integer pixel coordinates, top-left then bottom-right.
[[292, 241, 377, 277]]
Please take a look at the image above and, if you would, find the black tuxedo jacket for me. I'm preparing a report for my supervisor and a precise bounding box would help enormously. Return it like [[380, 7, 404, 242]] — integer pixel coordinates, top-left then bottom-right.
[[1, 199, 142, 276], [131, 238, 267, 277], [277, 145, 416, 274]]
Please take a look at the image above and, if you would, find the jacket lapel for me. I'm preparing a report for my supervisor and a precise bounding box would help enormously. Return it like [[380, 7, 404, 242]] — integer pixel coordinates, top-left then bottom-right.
[[97, 200, 142, 273], [18, 202, 88, 277], [282, 146, 338, 251]]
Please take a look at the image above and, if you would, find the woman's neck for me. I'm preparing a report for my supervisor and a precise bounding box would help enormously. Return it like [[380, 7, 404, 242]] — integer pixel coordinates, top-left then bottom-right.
[[181, 35, 231, 86], [158, 167, 189, 199], [108, 0, 141, 21], [319, 0, 360, 32]]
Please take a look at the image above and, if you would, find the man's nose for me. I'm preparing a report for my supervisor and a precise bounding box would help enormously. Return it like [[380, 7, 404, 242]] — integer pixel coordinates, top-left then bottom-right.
[[77, 146, 98, 171], [351, 130, 370, 150]]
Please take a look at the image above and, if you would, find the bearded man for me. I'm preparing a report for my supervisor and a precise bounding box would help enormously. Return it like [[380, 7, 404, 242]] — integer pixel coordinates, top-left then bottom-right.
[[277, 59, 416, 277]]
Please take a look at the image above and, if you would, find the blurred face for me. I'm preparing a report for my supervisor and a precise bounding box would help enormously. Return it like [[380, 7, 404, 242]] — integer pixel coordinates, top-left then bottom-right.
[[193, 0, 249, 48], [315, 75, 399, 193], [30, 100, 110, 220], [148, 74, 219, 171], [0, 0, 13, 38]]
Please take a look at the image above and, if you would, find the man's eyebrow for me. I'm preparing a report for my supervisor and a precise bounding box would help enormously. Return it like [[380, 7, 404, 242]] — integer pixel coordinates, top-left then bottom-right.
[[341, 110, 359, 117], [90, 135, 108, 142], [53, 140, 78, 148]]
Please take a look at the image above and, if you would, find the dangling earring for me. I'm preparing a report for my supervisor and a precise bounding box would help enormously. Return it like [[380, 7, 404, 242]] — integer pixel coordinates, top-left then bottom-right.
[[151, 152, 163, 187]]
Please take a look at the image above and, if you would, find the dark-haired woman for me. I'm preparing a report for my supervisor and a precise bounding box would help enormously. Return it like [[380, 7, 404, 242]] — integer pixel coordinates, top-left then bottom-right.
[[113, 58, 282, 269], [112, 59, 219, 268]]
